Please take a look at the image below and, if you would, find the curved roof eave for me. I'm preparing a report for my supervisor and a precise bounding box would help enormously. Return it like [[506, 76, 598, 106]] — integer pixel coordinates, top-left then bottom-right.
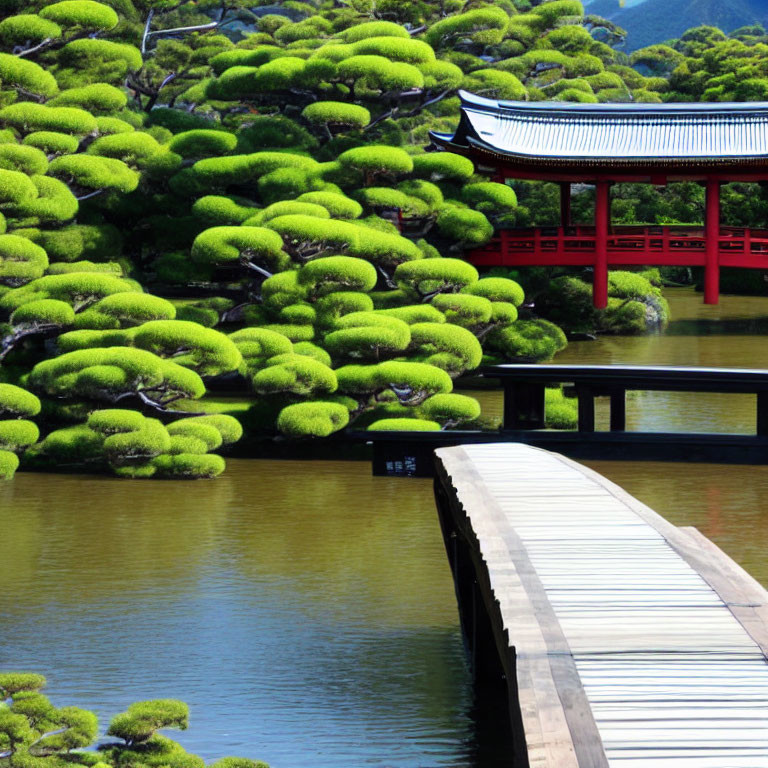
[[431, 91, 768, 165]]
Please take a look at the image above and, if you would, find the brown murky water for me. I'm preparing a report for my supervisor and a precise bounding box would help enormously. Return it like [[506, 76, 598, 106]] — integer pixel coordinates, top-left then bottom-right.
[[570, 290, 768, 589], [2, 287, 768, 767], [473, 288, 768, 585], [0, 461, 511, 768]]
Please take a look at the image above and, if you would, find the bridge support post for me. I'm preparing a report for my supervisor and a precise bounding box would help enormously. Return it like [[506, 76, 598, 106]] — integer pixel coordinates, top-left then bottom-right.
[[503, 383, 546, 430], [758, 392, 768, 437], [577, 386, 596, 432], [609, 389, 626, 431], [594, 181, 610, 309], [560, 182, 571, 228], [705, 178, 721, 305]]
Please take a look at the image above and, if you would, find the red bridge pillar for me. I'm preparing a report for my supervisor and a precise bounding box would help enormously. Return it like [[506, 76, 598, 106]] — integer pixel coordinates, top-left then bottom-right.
[[704, 179, 720, 305], [594, 181, 610, 309], [560, 182, 571, 228]]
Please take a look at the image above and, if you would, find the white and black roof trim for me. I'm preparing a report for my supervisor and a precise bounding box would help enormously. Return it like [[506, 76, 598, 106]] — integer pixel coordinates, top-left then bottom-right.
[[430, 91, 768, 166]]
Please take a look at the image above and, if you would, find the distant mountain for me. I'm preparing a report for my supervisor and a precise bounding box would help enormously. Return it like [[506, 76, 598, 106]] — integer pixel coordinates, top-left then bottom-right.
[[586, 0, 768, 51], [585, 0, 646, 8]]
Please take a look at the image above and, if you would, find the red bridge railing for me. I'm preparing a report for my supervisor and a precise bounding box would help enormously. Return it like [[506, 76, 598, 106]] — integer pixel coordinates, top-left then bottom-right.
[[469, 225, 768, 270]]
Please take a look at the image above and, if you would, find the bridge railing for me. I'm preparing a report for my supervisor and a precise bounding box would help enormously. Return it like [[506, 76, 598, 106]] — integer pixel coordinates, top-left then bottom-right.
[[350, 364, 768, 476], [491, 363, 768, 433], [470, 225, 768, 267]]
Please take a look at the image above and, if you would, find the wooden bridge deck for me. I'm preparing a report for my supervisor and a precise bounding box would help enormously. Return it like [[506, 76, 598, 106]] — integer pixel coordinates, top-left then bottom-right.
[[433, 443, 768, 767]]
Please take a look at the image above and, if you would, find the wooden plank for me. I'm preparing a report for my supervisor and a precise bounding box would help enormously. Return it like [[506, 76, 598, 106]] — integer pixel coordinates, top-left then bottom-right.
[[435, 446, 608, 768], [677, 526, 768, 660], [545, 450, 768, 658], [436, 451, 579, 768], [434, 442, 768, 767]]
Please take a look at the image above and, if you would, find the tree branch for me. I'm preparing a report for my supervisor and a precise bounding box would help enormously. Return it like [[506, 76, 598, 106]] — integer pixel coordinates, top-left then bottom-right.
[[145, 20, 220, 39], [140, 8, 155, 54], [402, 89, 450, 116], [363, 106, 398, 132], [242, 261, 273, 280], [28, 728, 68, 755], [221, 301, 257, 323], [76, 189, 105, 202], [0, 323, 68, 361], [364, 89, 449, 132], [376, 265, 397, 289], [137, 390, 205, 416], [16, 30, 94, 58], [15, 37, 56, 58]]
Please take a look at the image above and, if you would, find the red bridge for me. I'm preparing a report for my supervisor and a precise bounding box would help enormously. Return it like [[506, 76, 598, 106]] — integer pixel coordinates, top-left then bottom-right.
[[471, 225, 768, 270], [432, 93, 768, 307]]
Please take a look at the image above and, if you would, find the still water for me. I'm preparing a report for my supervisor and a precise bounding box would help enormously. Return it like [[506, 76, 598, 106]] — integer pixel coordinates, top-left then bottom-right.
[[556, 287, 768, 434], [473, 287, 768, 585], [565, 288, 768, 586], [2, 287, 768, 767], [0, 462, 512, 767]]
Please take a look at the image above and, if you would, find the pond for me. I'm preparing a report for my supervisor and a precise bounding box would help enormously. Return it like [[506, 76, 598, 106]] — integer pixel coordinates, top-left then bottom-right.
[[0, 460, 512, 768], [3, 286, 768, 767]]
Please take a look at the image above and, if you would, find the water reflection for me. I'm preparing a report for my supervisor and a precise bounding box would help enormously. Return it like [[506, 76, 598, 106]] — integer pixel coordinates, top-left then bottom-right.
[[554, 288, 768, 369], [554, 289, 768, 433], [0, 461, 513, 768], [3, 287, 768, 767], [554, 288, 768, 585], [469, 287, 768, 589], [583, 461, 768, 588], [472, 289, 768, 434]]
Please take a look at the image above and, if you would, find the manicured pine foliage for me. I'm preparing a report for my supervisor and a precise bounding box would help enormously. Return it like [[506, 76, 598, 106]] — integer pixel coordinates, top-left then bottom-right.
[[0, 672, 269, 767], [535, 270, 670, 336], [1, 0, 719, 477]]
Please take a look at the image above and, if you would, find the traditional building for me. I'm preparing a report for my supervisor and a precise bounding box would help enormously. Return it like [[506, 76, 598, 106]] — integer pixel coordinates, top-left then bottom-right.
[[431, 91, 768, 307]]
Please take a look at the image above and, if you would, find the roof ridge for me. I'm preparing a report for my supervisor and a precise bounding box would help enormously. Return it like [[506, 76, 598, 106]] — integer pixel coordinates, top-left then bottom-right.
[[432, 91, 768, 167], [458, 90, 768, 116]]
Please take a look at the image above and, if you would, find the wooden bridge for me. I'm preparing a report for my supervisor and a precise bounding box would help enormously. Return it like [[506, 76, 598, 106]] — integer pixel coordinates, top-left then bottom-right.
[[434, 443, 768, 767], [356, 364, 768, 477], [469, 225, 768, 270]]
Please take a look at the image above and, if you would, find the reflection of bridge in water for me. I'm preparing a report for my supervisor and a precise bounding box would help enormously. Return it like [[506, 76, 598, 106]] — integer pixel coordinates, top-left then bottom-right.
[[432, 92, 768, 307], [434, 443, 768, 767]]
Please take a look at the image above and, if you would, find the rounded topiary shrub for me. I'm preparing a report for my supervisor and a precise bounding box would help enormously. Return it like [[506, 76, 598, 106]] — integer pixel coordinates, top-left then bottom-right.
[[367, 418, 441, 431], [277, 401, 350, 437], [0, 449, 20, 479], [153, 453, 226, 479]]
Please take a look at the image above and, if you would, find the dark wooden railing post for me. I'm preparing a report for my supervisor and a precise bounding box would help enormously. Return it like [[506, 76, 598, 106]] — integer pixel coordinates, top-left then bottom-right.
[[503, 382, 546, 430], [577, 386, 595, 432], [758, 392, 768, 437], [609, 389, 626, 431]]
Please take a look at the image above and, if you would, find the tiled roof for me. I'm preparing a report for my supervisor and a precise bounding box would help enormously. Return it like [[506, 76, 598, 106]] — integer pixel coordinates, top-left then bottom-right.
[[430, 91, 768, 165]]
